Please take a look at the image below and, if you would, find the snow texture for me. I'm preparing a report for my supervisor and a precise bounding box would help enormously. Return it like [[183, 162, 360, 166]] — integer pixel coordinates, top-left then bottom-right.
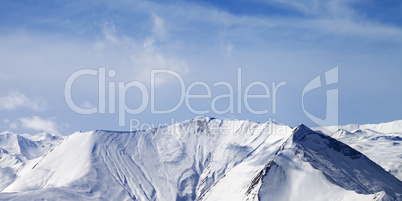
[[0, 117, 401, 200]]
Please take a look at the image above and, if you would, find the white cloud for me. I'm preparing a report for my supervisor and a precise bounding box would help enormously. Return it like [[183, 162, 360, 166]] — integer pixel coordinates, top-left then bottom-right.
[[19, 116, 59, 134], [258, 0, 354, 18], [2, 119, 17, 130], [95, 14, 190, 86], [226, 44, 234, 55], [9, 122, 17, 130], [135, 14, 189, 85], [102, 21, 118, 44], [146, 0, 402, 42], [80, 100, 95, 109], [151, 14, 166, 39], [0, 91, 46, 111]]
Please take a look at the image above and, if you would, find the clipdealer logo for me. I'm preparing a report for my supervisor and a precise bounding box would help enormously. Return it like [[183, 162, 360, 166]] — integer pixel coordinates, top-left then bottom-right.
[[64, 67, 338, 129], [302, 67, 338, 127], [65, 68, 286, 126]]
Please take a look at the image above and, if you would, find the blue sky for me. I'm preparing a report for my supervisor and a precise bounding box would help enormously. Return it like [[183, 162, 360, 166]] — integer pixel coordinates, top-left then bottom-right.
[[0, 0, 401, 135]]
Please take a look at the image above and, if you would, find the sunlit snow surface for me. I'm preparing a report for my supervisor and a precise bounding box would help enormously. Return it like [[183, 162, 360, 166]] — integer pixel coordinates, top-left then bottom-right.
[[0, 117, 401, 200], [314, 120, 402, 181]]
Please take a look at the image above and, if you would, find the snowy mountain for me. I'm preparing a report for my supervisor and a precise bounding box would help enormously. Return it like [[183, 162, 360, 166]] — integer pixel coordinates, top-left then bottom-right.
[[0, 117, 401, 200], [314, 120, 402, 181], [0, 131, 63, 191]]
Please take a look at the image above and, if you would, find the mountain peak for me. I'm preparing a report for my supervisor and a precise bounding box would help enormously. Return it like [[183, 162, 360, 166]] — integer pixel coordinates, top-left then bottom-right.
[[257, 123, 402, 200], [292, 124, 315, 141]]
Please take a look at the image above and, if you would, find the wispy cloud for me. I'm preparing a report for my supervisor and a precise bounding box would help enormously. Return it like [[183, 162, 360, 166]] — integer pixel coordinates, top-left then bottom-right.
[[95, 15, 190, 86], [151, 14, 166, 39], [9, 122, 17, 130], [80, 100, 95, 109], [102, 21, 119, 44], [146, 0, 402, 43], [19, 116, 59, 134], [0, 91, 46, 111], [137, 14, 189, 85]]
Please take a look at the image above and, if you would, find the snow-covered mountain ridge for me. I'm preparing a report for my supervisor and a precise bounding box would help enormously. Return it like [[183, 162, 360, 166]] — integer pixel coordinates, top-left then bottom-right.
[[314, 120, 402, 181], [0, 117, 401, 200]]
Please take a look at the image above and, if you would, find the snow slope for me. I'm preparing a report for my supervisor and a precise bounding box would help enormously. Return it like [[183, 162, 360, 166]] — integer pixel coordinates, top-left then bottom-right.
[[201, 124, 402, 201], [3, 131, 93, 192], [314, 120, 402, 181], [258, 125, 401, 201], [0, 131, 63, 191], [0, 117, 401, 200]]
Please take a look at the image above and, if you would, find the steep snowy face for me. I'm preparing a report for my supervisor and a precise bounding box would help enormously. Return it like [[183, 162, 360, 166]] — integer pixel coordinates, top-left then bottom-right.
[[3, 131, 93, 193], [255, 125, 402, 201], [80, 117, 294, 200], [200, 124, 402, 201], [314, 120, 402, 181], [0, 132, 63, 190]]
